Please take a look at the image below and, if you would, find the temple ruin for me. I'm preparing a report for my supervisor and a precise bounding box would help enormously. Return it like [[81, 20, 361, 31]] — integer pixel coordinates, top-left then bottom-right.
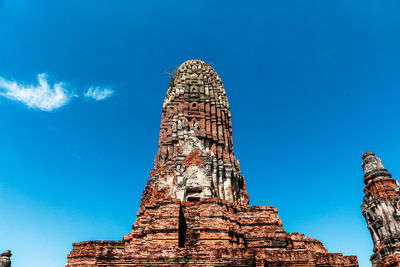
[[66, 59, 358, 266]]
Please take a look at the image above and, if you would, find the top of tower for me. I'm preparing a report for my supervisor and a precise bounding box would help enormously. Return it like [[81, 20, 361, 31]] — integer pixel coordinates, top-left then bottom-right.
[[0, 250, 11, 257], [361, 151, 391, 184], [361, 151, 375, 160], [163, 60, 229, 112], [178, 59, 211, 69], [0, 250, 11, 266]]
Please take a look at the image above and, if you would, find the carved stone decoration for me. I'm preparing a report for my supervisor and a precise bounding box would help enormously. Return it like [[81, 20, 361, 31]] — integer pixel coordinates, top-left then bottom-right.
[[66, 60, 358, 266], [361, 152, 400, 267], [0, 250, 11, 267]]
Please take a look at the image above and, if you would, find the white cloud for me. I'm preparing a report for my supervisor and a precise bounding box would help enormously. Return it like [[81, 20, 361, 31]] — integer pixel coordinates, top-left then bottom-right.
[[0, 73, 72, 111], [0, 73, 114, 111], [84, 86, 114, 101]]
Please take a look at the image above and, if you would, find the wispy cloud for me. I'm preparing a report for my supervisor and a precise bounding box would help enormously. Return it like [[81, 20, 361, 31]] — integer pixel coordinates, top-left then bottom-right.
[[0, 74, 116, 111], [84, 86, 114, 101], [0, 73, 72, 111]]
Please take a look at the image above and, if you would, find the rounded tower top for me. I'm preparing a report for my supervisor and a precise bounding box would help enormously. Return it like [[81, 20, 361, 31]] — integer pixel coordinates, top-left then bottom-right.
[[362, 151, 375, 160], [0, 250, 11, 257], [361, 151, 391, 184], [163, 60, 229, 113]]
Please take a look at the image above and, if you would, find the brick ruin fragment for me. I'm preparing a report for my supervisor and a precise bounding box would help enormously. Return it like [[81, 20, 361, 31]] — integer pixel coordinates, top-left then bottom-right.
[[66, 60, 358, 266], [361, 152, 400, 267], [0, 250, 11, 267]]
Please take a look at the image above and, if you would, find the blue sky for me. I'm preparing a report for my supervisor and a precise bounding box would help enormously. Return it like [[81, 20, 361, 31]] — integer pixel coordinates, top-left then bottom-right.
[[0, 0, 399, 266]]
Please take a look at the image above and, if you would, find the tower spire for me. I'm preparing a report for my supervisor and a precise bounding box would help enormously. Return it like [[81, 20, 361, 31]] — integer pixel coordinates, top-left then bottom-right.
[[140, 60, 248, 207], [362, 151, 392, 185], [361, 152, 400, 266]]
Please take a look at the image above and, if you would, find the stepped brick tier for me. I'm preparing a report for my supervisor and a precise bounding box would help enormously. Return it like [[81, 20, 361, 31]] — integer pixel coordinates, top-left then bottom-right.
[[361, 152, 400, 267], [67, 60, 358, 266]]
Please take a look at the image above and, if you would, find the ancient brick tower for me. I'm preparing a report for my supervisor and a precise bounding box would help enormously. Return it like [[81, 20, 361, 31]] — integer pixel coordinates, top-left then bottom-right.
[[361, 152, 400, 266], [67, 60, 358, 266]]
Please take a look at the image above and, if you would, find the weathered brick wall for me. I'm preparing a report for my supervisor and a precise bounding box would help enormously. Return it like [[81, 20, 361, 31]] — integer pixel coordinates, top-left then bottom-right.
[[68, 198, 358, 266]]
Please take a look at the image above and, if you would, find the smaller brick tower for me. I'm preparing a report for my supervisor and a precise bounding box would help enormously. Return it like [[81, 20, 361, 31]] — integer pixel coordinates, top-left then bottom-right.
[[361, 152, 400, 266]]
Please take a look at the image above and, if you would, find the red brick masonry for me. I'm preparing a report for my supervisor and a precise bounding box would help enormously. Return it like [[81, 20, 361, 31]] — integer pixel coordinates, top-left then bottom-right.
[[68, 198, 357, 266], [67, 60, 358, 266]]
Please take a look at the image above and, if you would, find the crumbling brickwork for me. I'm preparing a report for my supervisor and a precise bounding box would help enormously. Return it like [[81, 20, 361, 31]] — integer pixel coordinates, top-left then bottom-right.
[[361, 152, 400, 267], [67, 60, 358, 266]]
